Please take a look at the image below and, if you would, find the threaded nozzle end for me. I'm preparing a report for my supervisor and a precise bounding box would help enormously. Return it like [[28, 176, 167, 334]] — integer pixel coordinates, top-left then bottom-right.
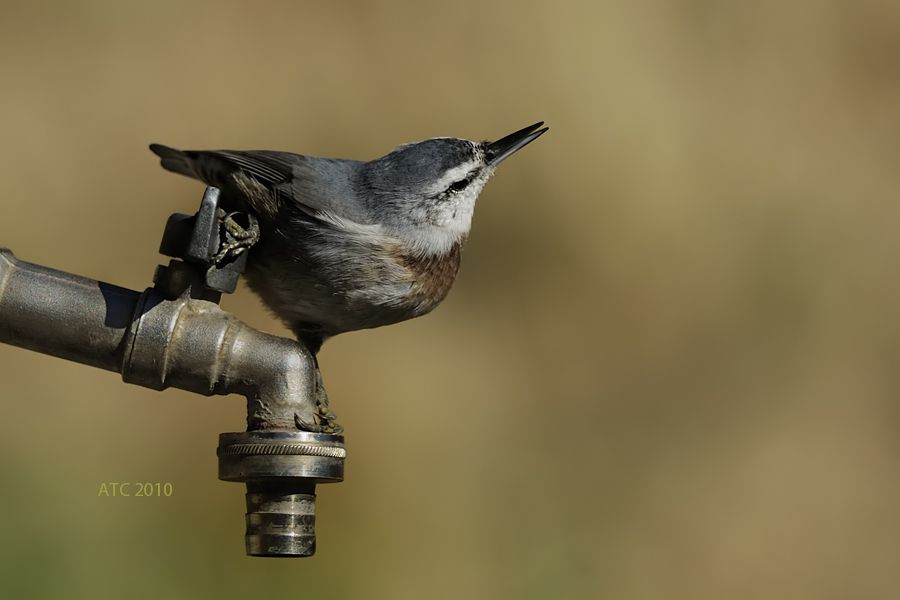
[[218, 430, 344, 557], [245, 482, 317, 557]]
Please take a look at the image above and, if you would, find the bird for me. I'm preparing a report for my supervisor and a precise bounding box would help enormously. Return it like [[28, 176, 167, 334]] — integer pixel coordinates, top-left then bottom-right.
[[149, 121, 547, 430]]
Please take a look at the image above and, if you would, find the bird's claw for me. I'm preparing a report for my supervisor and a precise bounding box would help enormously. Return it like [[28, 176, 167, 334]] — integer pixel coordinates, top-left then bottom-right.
[[213, 208, 259, 265]]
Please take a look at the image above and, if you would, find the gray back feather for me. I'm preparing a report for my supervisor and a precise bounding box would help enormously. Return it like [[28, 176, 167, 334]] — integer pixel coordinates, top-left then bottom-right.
[[150, 144, 371, 224]]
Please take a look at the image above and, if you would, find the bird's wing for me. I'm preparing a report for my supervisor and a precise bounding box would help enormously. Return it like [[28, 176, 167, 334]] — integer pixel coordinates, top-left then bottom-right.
[[150, 145, 371, 225], [150, 144, 297, 187]]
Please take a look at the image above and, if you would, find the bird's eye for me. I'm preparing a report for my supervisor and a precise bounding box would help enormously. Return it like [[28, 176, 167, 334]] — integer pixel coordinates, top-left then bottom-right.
[[448, 178, 470, 193]]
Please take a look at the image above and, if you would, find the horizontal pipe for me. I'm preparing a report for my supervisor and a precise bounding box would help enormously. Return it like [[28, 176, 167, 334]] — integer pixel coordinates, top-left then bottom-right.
[[0, 245, 341, 557], [0, 249, 318, 428], [0, 249, 139, 372]]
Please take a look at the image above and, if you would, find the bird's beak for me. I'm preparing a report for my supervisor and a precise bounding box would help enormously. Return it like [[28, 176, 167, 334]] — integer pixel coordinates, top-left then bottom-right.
[[485, 121, 549, 166]]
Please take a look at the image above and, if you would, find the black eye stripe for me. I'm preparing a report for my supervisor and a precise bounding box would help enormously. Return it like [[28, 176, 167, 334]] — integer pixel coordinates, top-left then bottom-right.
[[448, 178, 471, 192], [446, 167, 483, 194]]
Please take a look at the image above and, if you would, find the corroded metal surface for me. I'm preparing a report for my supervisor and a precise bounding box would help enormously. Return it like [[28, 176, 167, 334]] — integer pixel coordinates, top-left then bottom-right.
[[0, 187, 346, 557]]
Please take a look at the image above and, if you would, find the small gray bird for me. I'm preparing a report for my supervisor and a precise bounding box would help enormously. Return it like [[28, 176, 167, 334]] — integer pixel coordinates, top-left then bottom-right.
[[149, 121, 547, 359], [150, 122, 547, 431]]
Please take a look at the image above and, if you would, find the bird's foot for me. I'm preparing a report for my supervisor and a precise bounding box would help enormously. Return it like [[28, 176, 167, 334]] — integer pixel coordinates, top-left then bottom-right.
[[213, 208, 259, 265], [294, 368, 343, 434]]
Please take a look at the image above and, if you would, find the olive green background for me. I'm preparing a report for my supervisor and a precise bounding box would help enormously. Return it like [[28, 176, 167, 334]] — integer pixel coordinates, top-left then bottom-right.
[[1, 1, 899, 598]]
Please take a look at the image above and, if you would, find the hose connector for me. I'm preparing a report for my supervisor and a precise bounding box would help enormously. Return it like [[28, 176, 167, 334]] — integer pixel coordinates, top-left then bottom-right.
[[217, 430, 345, 556]]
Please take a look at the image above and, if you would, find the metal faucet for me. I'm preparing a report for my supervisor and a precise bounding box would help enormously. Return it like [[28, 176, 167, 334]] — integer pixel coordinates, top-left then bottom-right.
[[0, 187, 344, 557]]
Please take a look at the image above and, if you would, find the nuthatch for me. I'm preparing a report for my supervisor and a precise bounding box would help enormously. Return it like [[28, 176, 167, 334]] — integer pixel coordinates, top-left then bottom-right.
[[150, 121, 548, 429]]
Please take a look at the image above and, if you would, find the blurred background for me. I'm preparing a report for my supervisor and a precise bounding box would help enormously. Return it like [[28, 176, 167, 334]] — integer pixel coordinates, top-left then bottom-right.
[[1, 0, 899, 598]]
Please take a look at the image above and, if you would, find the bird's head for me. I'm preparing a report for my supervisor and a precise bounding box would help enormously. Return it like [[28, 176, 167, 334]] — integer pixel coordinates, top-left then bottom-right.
[[362, 121, 548, 255]]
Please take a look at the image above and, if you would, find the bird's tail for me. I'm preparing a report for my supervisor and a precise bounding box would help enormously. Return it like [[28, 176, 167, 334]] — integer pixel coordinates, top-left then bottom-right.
[[149, 144, 201, 180]]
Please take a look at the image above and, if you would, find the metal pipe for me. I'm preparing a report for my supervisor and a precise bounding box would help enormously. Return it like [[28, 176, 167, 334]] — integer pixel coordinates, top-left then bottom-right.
[[0, 250, 319, 428], [0, 246, 344, 556], [121, 278, 319, 429], [0, 249, 139, 371]]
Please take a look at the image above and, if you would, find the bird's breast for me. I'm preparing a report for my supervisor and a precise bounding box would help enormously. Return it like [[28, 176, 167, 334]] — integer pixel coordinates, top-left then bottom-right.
[[394, 242, 463, 314]]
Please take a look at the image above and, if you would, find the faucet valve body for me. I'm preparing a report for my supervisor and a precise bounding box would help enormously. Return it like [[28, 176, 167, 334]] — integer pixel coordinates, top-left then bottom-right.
[[0, 187, 345, 557]]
